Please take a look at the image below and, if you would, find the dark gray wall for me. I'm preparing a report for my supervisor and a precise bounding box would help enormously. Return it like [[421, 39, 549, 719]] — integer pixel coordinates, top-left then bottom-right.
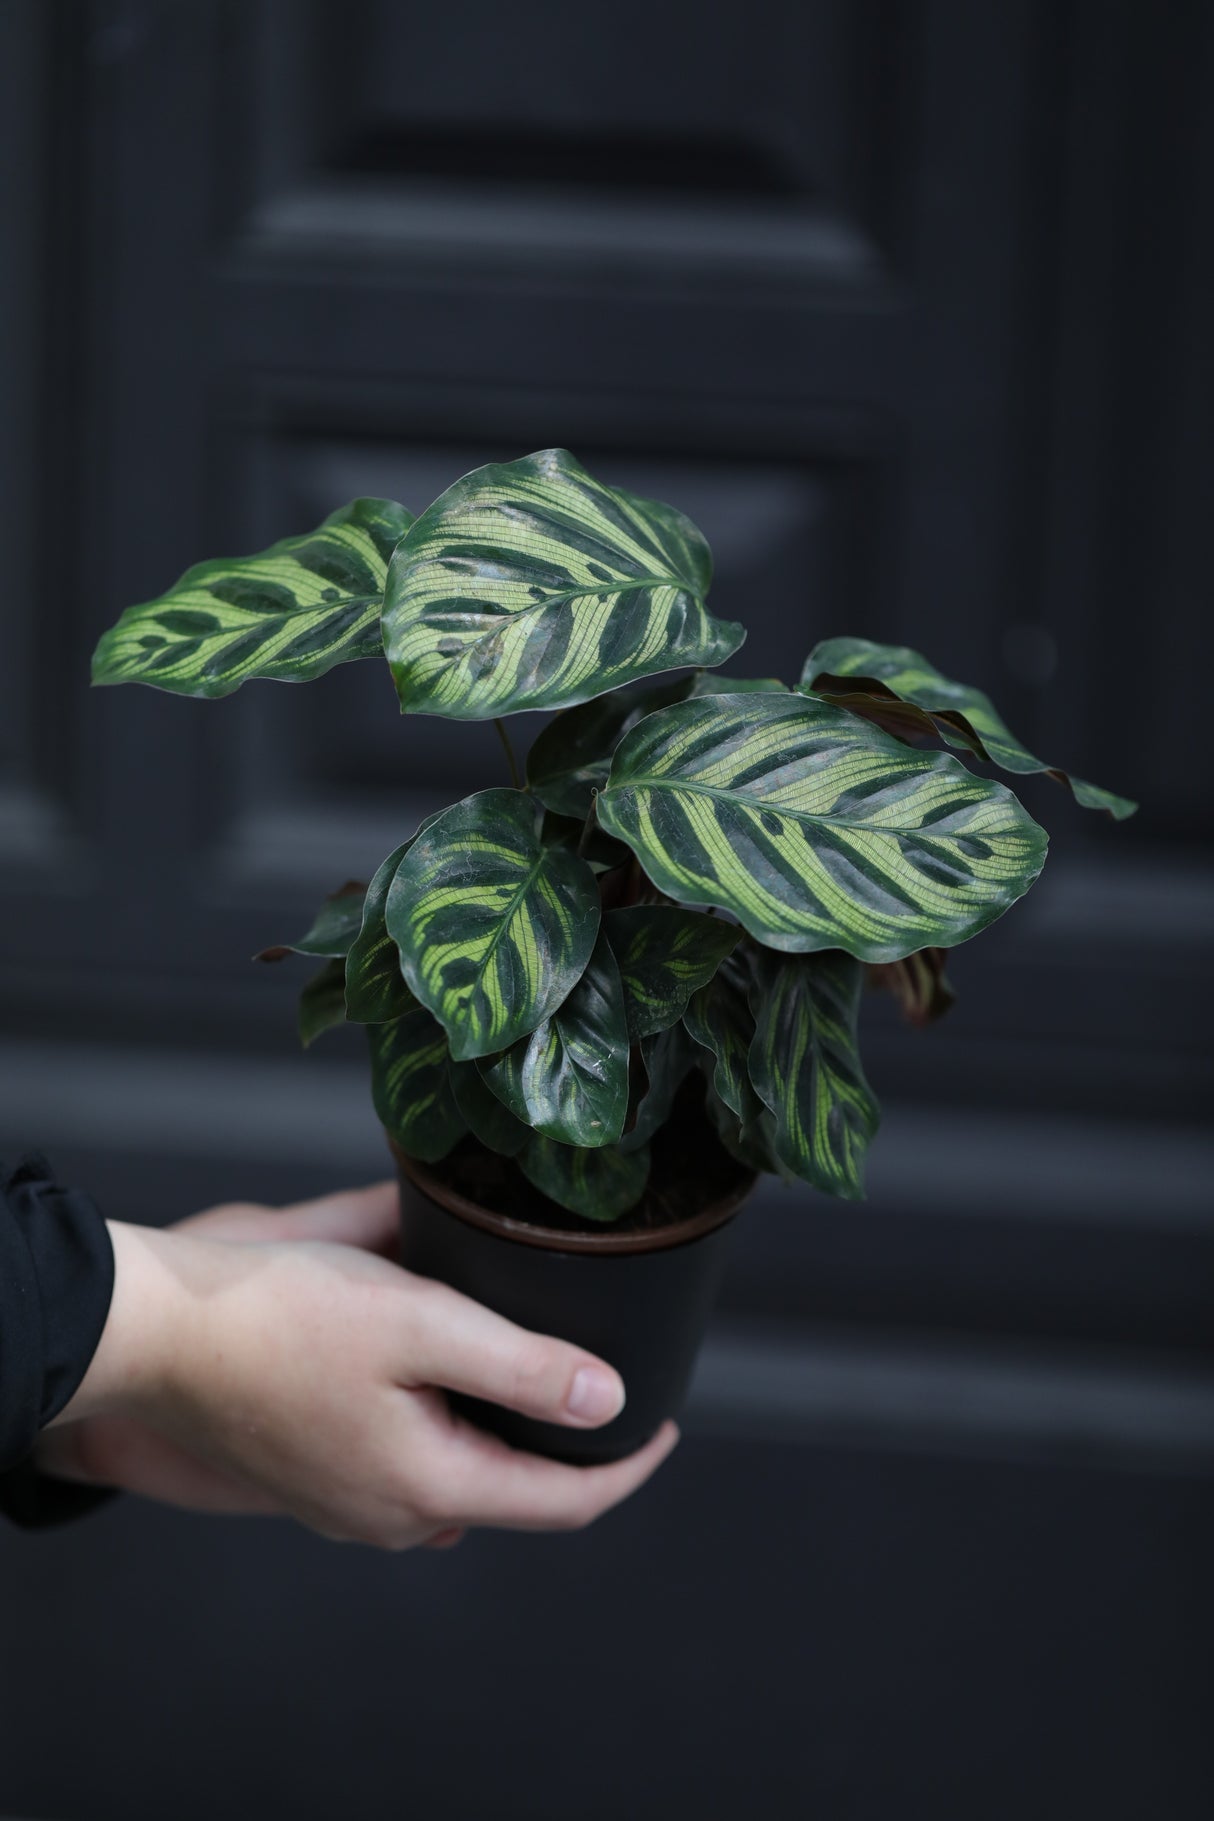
[[1, 2, 1212, 1816]]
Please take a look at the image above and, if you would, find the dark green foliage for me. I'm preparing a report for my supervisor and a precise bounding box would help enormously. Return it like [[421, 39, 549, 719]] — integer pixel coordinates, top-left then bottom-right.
[[93, 449, 1130, 1223]]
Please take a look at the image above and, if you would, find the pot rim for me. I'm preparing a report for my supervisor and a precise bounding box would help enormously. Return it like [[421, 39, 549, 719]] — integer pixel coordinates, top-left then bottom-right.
[[390, 1138, 755, 1257]]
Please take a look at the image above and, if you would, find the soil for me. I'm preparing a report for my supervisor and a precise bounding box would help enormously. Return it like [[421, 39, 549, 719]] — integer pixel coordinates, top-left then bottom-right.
[[429, 1075, 755, 1237]]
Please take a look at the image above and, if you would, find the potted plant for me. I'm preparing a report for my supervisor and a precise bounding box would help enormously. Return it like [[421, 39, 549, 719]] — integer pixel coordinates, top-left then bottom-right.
[[91, 449, 1135, 1464]]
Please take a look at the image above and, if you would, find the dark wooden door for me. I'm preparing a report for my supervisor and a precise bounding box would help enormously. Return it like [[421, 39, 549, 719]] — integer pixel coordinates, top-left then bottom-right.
[[2, 3, 1212, 1816]]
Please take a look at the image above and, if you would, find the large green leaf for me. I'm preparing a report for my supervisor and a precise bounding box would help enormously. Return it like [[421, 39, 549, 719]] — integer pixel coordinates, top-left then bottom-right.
[[598, 693, 1049, 963], [477, 931, 629, 1146], [385, 788, 601, 1061], [527, 670, 787, 819], [449, 1061, 529, 1157], [297, 959, 348, 1048], [746, 948, 879, 1199], [345, 843, 416, 1023], [519, 1133, 651, 1223], [382, 448, 744, 720], [619, 1022, 698, 1153], [256, 883, 367, 964], [92, 500, 413, 698], [684, 949, 783, 1176], [702, 1078, 782, 1177], [345, 812, 450, 1021], [368, 1008, 465, 1162], [684, 949, 767, 1129], [801, 638, 1137, 820], [604, 905, 740, 1040]]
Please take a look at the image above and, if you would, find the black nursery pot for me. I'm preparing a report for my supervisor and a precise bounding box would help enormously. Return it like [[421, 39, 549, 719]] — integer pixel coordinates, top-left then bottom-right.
[[393, 1142, 754, 1465]]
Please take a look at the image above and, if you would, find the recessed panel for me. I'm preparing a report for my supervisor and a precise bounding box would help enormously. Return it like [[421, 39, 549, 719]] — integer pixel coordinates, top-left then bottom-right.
[[238, 0, 907, 283]]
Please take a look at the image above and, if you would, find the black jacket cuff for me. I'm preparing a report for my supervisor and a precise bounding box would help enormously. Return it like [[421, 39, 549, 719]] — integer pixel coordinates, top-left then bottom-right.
[[1, 1154, 117, 1526]]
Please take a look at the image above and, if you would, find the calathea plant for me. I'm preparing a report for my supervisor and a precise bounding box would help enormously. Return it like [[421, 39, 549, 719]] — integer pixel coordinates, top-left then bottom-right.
[[92, 450, 1135, 1224]]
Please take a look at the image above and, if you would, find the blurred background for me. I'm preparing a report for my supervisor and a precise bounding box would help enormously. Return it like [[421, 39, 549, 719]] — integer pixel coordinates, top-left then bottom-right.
[[1, 1, 1212, 1815]]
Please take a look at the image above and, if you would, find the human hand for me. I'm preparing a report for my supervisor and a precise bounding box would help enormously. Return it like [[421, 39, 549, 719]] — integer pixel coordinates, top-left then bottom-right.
[[37, 1183, 679, 1548], [36, 1186, 405, 1525]]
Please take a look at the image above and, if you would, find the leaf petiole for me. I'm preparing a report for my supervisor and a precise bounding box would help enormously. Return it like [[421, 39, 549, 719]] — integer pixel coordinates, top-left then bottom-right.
[[576, 794, 599, 859], [493, 717, 523, 790]]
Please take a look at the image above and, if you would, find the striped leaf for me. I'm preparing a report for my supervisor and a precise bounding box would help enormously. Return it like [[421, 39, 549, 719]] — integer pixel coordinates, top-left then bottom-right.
[[747, 948, 879, 1199], [685, 949, 783, 1177], [385, 788, 600, 1061], [256, 883, 368, 965], [449, 1061, 529, 1157], [528, 671, 787, 819], [702, 1078, 782, 1178], [368, 1008, 465, 1163], [684, 949, 768, 1130], [802, 638, 1137, 820], [382, 448, 744, 720], [519, 1132, 651, 1223], [297, 960, 348, 1049], [477, 931, 629, 1146], [604, 905, 740, 1040], [598, 693, 1049, 963], [619, 1022, 699, 1153], [92, 500, 413, 699], [345, 843, 416, 1023]]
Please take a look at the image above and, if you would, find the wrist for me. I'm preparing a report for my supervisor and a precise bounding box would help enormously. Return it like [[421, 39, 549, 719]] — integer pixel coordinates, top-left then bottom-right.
[[49, 1221, 194, 1427]]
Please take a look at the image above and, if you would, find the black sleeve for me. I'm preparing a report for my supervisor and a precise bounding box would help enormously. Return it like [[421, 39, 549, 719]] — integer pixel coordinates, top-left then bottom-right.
[[0, 1155, 119, 1527]]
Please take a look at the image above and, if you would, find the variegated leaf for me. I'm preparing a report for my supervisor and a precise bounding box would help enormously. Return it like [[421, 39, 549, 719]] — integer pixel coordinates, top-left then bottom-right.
[[702, 1078, 782, 1177], [801, 638, 1137, 820], [747, 948, 879, 1199], [619, 1022, 698, 1153], [382, 448, 744, 720], [345, 843, 416, 1023], [527, 670, 787, 819], [598, 693, 1049, 963], [477, 931, 629, 1146], [604, 905, 740, 1040], [684, 949, 767, 1128], [519, 1132, 651, 1223], [368, 1008, 465, 1163], [449, 1061, 529, 1157], [92, 500, 414, 698], [297, 960, 348, 1049], [345, 811, 450, 1021], [256, 882, 367, 964], [385, 788, 600, 1061]]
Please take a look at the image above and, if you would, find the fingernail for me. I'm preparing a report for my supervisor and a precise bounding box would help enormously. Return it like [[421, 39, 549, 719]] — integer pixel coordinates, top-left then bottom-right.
[[566, 1366, 625, 1425]]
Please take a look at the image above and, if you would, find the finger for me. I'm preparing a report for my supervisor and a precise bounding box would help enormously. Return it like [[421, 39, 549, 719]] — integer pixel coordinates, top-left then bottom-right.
[[422, 1527, 466, 1550], [273, 1181, 400, 1254], [438, 1419, 680, 1532], [403, 1280, 626, 1429], [172, 1200, 280, 1241], [176, 1182, 400, 1255]]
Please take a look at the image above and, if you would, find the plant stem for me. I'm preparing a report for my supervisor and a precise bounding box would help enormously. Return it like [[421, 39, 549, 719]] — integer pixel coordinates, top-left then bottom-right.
[[577, 795, 598, 858], [493, 718, 522, 790]]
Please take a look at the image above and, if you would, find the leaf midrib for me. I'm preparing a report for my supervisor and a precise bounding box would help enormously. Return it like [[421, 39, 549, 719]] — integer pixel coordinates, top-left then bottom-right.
[[473, 852, 548, 981], [604, 775, 980, 839]]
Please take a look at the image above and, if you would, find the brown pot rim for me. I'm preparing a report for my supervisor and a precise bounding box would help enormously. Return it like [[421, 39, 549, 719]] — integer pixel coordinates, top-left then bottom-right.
[[390, 1137, 756, 1257]]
